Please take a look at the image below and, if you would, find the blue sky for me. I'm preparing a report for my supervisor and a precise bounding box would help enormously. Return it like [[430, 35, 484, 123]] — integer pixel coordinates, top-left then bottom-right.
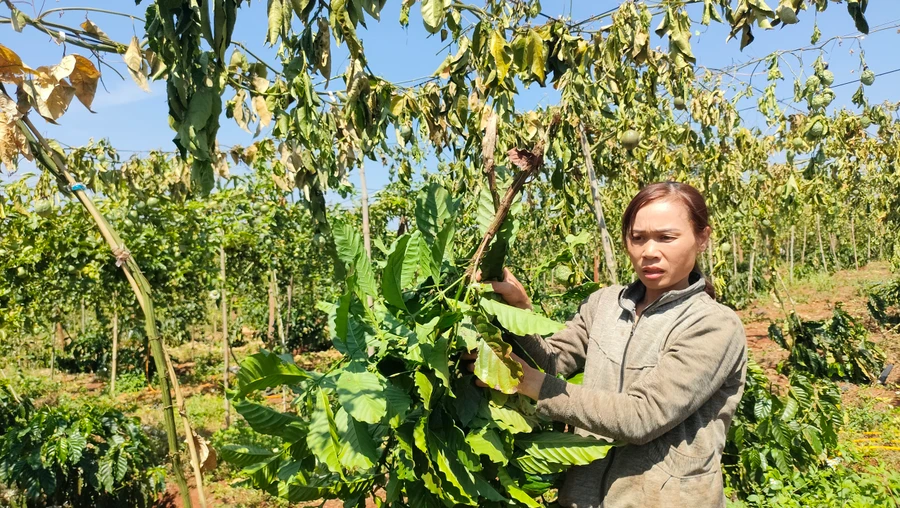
[[5, 1, 900, 200]]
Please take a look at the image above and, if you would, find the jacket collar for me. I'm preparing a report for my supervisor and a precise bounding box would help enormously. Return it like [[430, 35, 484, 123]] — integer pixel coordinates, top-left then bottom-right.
[[618, 270, 706, 316]]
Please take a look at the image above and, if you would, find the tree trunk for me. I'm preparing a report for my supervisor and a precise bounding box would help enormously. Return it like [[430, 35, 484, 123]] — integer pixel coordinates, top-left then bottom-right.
[[111, 294, 118, 396], [579, 125, 618, 284], [593, 248, 600, 284], [789, 225, 795, 283], [81, 297, 86, 335], [851, 216, 859, 270], [220, 247, 230, 429], [267, 268, 276, 348], [867, 233, 871, 262], [816, 214, 828, 271]]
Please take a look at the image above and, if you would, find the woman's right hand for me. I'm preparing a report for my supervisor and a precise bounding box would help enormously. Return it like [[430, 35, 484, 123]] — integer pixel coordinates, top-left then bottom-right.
[[483, 268, 532, 310]]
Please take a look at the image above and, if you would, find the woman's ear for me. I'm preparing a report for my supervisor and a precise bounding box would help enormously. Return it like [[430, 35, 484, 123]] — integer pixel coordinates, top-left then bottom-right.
[[698, 226, 712, 252]]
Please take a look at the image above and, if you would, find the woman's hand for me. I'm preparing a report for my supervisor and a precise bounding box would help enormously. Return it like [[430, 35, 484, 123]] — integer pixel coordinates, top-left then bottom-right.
[[460, 350, 545, 400], [481, 268, 532, 310]]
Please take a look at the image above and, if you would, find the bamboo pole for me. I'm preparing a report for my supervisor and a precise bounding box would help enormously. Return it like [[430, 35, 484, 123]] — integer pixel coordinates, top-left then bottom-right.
[[578, 124, 618, 284], [851, 215, 859, 270], [802, 225, 808, 265], [220, 247, 230, 428], [267, 269, 276, 348], [15, 110, 193, 507], [829, 232, 840, 270], [49, 325, 55, 381]]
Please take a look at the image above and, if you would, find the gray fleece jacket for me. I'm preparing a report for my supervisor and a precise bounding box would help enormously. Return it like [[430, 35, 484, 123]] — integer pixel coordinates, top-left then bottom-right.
[[517, 272, 747, 508]]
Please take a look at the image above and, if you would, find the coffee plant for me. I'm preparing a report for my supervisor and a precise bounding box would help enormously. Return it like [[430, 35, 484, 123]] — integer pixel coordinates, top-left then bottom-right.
[[222, 183, 618, 505], [867, 278, 900, 327], [768, 306, 885, 383]]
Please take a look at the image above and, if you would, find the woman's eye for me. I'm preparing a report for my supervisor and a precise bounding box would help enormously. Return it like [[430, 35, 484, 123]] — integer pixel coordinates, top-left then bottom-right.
[[660, 236, 674, 241]]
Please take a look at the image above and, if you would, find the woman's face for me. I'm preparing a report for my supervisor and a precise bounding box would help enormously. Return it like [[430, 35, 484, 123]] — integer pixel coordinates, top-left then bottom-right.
[[625, 199, 710, 295]]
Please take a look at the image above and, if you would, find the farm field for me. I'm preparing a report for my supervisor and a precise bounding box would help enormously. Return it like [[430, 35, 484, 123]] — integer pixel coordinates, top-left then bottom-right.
[[4, 263, 899, 507], [2, 0, 900, 507]]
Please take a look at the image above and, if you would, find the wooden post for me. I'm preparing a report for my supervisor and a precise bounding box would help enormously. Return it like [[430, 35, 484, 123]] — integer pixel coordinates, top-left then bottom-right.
[[49, 326, 55, 381], [732, 232, 738, 278], [80, 298, 86, 335], [220, 247, 230, 428], [851, 215, 859, 270], [829, 232, 840, 270], [285, 275, 294, 344], [802, 225, 808, 265], [111, 293, 118, 395], [816, 214, 828, 271], [579, 125, 618, 284], [267, 268, 276, 348], [748, 236, 758, 294], [789, 225, 795, 283]]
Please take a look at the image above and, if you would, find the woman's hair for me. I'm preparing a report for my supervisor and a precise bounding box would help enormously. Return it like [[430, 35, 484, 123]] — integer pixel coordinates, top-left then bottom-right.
[[621, 181, 715, 299]]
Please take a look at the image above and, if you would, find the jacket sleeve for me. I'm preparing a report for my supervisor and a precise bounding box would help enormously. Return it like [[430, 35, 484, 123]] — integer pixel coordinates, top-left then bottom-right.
[[512, 288, 605, 379], [534, 301, 747, 445]]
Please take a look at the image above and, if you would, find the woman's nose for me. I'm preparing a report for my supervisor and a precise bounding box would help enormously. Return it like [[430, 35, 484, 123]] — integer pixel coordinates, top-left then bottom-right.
[[642, 241, 659, 258]]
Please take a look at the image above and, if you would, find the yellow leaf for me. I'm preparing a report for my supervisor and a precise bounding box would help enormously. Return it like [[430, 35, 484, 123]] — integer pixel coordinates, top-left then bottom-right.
[[251, 76, 271, 128], [69, 55, 100, 111], [0, 44, 26, 84], [232, 89, 251, 133], [123, 36, 150, 92], [490, 31, 512, 81], [80, 19, 110, 41]]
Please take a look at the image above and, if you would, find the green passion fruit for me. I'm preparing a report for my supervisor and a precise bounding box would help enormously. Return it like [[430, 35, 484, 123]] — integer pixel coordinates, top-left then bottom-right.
[[619, 129, 641, 150]]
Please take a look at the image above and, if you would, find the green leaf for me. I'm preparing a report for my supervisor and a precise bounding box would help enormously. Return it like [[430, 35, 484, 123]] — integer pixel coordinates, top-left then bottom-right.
[[415, 370, 435, 410], [385, 383, 412, 427], [266, 0, 284, 45], [383, 232, 430, 311], [68, 430, 86, 464], [466, 428, 507, 465], [234, 399, 306, 442], [331, 292, 370, 359], [475, 186, 495, 237], [335, 408, 378, 471], [220, 444, 277, 468], [498, 466, 541, 507], [480, 298, 565, 336], [332, 220, 378, 299], [421, 0, 449, 34], [486, 403, 533, 434], [416, 183, 457, 246], [306, 387, 343, 475], [423, 335, 451, 388], [236, 351, 310, 397], [472, 314, 523, 394], [515, 432, 616, 466], [490, 30, 512, 81], [336, 369, 388, 424]]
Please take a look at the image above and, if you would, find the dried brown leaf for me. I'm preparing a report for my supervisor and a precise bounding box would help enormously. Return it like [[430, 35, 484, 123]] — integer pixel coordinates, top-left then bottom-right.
[[123, 36, 150, 92], [251, 76, 271, 128], [80, 19, 110, 41], [68, 55, 100, 111], [0, 44, 27, 84]]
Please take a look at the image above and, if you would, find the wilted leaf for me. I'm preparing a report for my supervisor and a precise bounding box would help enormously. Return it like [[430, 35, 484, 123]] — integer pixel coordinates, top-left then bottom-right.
[[0, 44, 27, 84], [480, 298, 564, 336], [68, 55, 100, 110], [490, 31, 512, 81], [0, 94, 31, 169], [472, 314, 523, 394], [251, 76, 271, 128], [123, 36, 150, 92], [188, 430, 218, 472], [421, 0, 448, 34], [22, 66, 76, 122], [80, 19, 110, 40]]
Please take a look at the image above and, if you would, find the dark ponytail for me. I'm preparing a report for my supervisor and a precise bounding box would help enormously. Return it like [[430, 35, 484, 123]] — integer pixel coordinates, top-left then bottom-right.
[[623, 182, 716, 301]]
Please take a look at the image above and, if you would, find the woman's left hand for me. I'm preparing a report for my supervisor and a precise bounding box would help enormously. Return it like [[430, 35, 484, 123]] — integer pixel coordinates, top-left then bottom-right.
[[460, 350, 545, 400]]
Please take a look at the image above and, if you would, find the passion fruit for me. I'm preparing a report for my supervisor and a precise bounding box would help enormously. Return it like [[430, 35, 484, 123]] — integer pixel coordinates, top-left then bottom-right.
[[673, 97, 686, 110], [820, 70, 835, 86], [720, 242, 733, 254], [860, 115, 872, 128], [805, 75, 821, 91], [619, 129, 641, 150], [147, 197, 160, 207], [861, 69, 875, 86]]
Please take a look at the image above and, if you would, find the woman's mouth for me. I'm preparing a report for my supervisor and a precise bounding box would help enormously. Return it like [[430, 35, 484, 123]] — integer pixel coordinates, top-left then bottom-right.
[[642, 267, 665, 280]]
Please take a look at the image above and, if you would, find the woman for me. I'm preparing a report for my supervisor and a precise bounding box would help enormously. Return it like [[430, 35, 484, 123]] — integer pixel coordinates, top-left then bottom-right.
[[473, 182, 747, 507]]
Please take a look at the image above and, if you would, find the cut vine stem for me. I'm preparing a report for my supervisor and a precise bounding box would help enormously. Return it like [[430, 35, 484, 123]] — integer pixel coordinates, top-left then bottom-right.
[[467, 112, 561, 284], [12, 105, 195, 507]]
